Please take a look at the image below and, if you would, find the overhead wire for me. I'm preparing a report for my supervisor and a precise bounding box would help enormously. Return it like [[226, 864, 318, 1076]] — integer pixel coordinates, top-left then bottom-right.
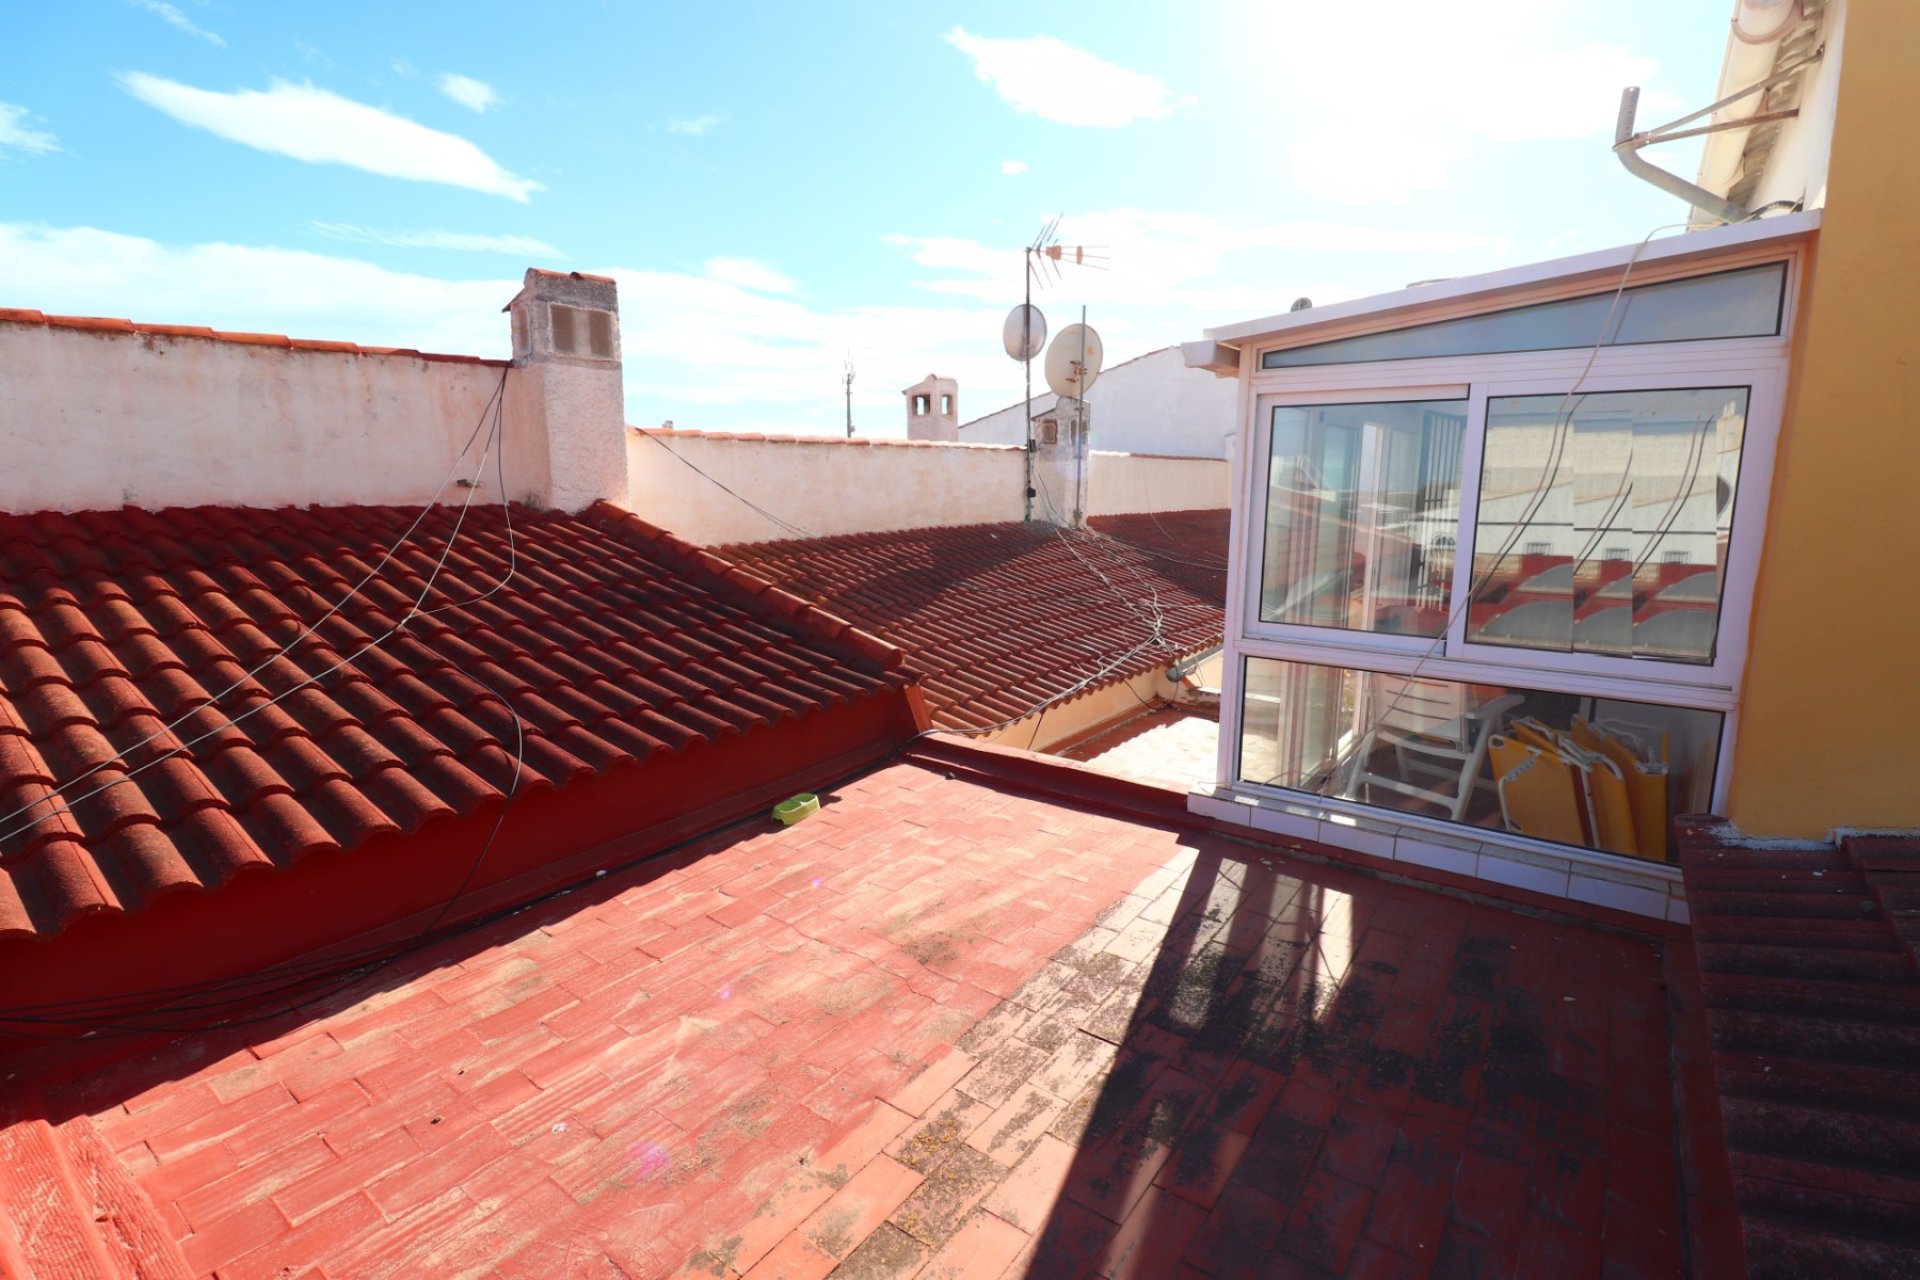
[[0, 365, 514, 847], [0, 376, 529, 1036], [0, 627, 1152, 1035], [0, 399, 515, 850], [634, 427, 816, 539], [1268, 218, 1705, 792]]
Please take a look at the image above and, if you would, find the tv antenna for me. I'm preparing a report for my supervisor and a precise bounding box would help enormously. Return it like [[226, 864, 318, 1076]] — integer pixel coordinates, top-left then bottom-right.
[[842, 354, 855, 438], [1008, 216, 1107, 521]]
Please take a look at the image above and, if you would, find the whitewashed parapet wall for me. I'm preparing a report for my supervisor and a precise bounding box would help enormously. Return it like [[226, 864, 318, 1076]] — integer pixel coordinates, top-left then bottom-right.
[[627, 429, 1027, 544], [958, 345, 1238, 460], [1087, 451, 1230, 517], [0, 318, 548, 513], [626, 429, 1231, 545], [0, 267, 637, 516]]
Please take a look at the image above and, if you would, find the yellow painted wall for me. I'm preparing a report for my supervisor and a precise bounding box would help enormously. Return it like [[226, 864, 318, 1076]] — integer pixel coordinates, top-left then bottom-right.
[[1728, 0, 1920, 836]]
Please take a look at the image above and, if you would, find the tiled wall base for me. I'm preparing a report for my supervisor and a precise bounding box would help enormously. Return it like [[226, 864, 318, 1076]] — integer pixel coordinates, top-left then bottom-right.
[[1189, 785, 1687, 925]]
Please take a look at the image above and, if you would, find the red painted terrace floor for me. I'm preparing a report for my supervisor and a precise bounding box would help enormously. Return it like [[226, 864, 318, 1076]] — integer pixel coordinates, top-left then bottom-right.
[[14, 753, 1690, 1279]]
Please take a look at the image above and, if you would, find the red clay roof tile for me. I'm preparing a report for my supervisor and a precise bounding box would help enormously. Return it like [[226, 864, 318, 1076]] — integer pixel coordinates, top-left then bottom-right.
[[633, 426, 1021, 451], [0, 502, 911, 941], [716, 512, 1229, 731], [0, 311, 507, 367]]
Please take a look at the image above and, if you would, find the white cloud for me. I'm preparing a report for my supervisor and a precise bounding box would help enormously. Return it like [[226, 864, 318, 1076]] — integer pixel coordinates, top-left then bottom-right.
[[0, 103, 58, 157], [1240, 0, 1660, 201], [704, 257, 798, 294], [116, 73, 541, 202], [0, 205, 1510, 439], [0, 223, 514, 357], [885, 208, 1502, 307], [437, 73, 497, 113], [666, 115, 721, 136], [130, 0, 225, 46], [310, 222, 559, 256], [0, 220, 997, 435], [943, 27, 1191, 127], [1001, 160, 1028, 176]]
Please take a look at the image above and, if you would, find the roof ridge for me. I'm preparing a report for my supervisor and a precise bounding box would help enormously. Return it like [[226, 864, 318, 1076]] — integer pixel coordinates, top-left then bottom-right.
[[583, 501, 918, 679], [630, 426, 1019, 451], [0, 310, 503, 367], [716, 519, 1056, 557]]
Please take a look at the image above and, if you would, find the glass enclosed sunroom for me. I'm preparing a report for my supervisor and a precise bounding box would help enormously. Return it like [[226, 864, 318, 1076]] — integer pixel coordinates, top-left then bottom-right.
[[1186, 212, 1820, 923]]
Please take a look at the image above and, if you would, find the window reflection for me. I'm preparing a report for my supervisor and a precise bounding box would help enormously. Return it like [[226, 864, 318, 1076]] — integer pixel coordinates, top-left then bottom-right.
[[1238, 657, 1723, 862], [1467, 388, 1747, 664], [1262, 263, 1785, 369], [1260, 399, 1467, 638]]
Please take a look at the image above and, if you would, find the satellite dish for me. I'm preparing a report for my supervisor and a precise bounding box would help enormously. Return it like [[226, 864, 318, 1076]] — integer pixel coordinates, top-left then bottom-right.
[[1002, 304, 1047, 361], [1043, 323, 1104, 399]]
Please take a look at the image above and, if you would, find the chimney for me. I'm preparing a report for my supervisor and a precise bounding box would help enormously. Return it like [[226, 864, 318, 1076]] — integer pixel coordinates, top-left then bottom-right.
[[1032, 395, 1089, 528], [902, 374, 959, 442], [503, 268, 627, 511]]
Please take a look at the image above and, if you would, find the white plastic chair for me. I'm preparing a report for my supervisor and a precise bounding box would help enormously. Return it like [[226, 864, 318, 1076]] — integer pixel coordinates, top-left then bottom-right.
[[1340, 676, 1522, 821]]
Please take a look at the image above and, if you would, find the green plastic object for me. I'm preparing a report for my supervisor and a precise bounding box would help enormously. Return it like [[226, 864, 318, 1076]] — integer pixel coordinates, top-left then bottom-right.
[[774, 793, 820, 826]]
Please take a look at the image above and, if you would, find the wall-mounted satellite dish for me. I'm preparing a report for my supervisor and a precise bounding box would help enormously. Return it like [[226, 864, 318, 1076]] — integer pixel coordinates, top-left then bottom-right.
[[1003, 304, 1047, 361], [1043, 323, 1104, 399]]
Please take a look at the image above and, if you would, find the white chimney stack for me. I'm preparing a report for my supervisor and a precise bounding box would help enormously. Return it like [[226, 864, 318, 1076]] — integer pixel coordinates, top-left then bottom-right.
[[902, 374, 959, 442], [504, 268, 627, 512]]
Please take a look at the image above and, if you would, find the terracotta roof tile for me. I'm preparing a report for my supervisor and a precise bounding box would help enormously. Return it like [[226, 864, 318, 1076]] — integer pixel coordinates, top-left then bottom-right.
[[717, 511, 1229, 730], [0, 501, 911, 941], [633, 426, 1021, 451], [0, 312, 504, 367]]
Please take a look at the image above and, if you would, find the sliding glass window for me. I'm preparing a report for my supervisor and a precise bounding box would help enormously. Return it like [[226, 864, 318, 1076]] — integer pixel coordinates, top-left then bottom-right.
[[1259, 398, 1467, 639], [1466, 387, 1748, 664], [1238, 656, 1723, 863]]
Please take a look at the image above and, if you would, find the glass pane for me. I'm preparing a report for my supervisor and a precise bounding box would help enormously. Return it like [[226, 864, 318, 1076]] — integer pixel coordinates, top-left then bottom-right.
[[1260, 399, 1466, 638], [1262, 262, 1784, 369], [1238, 656, 1723, 863], [1467, 388, 1747, 664]]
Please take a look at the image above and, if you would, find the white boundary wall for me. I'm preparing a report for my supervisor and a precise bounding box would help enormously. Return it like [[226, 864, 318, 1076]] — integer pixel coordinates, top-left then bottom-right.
[[958, 346, 1237, 459], [628, 430, 1026, 544], [1088, 452, 1230, 517], [0, 321, 550, 512]]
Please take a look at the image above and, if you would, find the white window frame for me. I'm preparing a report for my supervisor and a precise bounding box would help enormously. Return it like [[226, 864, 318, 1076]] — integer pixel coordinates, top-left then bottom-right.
[[1213, 248, 1801, 852]]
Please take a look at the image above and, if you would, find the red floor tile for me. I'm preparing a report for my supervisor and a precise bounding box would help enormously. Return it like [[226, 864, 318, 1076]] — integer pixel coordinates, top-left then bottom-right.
[[15, 759, 1691, 1280]]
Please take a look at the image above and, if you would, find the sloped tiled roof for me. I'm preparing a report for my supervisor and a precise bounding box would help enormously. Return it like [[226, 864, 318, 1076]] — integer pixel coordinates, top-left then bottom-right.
[[1086, 509, 1232, 582], [1676, 821, 1920, 1275], [0, 501, 911, 940], [717, 512, 1228, 731]]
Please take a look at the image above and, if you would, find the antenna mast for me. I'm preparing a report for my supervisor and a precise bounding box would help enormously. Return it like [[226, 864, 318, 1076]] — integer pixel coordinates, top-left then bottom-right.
[[1019, 218, 1106, 522], [842, 355, 855, 439]]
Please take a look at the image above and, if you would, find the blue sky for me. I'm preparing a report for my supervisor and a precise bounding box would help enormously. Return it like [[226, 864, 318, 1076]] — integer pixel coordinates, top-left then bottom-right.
[[2, 1, 1730, 436]]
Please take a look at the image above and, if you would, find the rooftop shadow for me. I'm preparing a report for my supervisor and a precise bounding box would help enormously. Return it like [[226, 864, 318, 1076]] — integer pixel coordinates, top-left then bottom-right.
[[1010, 833, 1682, 1278]]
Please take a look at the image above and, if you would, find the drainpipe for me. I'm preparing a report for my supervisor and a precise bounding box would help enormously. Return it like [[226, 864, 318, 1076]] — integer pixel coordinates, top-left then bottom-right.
[[1168, 643, 1224, 684]]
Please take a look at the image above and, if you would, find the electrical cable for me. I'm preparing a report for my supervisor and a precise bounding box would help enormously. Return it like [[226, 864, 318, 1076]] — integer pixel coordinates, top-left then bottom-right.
[[0, 365, 514, 847], [1283, 210, 1769, 794], [1261, 219, 1701, 792], [0, 379, 528, 1037], [0, 407, 512, 851], [634, 428, 816, 539], [0, 627, 1154, 1036]]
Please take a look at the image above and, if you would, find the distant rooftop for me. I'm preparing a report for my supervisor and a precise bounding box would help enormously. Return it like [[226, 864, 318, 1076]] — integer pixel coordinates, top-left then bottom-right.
[[717, 511, 1229, 731]]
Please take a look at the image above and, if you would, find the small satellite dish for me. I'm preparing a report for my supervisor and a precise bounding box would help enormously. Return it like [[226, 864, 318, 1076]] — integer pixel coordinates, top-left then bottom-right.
[[1002, 304, 1047, 361], [1043, 323, 1104, 399]]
